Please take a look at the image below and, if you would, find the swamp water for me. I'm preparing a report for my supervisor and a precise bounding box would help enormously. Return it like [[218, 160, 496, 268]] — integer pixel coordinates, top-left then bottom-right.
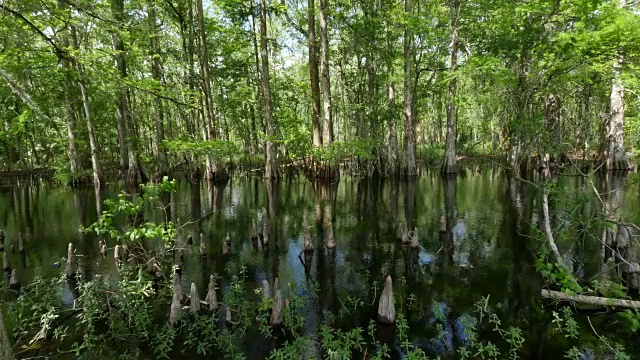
[[1, 168, 639, 359]]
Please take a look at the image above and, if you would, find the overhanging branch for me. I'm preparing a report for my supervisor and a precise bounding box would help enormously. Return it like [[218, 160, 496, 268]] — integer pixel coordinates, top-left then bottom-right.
[[0, 3, 68, 60]]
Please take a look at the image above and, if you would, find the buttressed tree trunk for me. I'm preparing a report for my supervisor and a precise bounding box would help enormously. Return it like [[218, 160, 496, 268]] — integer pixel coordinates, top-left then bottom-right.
[[403, 0, 416, 177], [111, 0, 142, 184], [260, 0, 278, 178], [442, 0, 459, 174], [308, 0, 323, 148]]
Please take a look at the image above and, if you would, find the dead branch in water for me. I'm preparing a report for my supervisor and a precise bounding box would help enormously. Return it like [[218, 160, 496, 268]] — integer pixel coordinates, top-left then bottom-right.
[[541, 289, 640, 309]]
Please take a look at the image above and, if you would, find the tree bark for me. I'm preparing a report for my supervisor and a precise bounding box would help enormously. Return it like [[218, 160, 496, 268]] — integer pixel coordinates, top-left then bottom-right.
[[402, 0, 416, 177], [542, 188, 563, 265], [250, 4, 264, 155], [111, 0, 142, 184], [57, 0, 81, 180], [319, 0, 333, 145], [308, 0, 322, 148], [148, 0, 168, 179], [442, 0, 459, 174], [71, 26, 103, 187], [196, 0, 224, 182], [602, 0, 629, 171], [260, 0, 278, 178], [0, 308, 13, 360], [385, 0, 397, 174]]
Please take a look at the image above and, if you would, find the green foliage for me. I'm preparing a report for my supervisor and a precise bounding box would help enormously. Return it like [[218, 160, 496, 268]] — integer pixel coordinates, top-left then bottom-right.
[[535, 249, 582, 295], [164, 140, 240, 163], [83, 178, 176, 247], [313, 139, 381, 165]]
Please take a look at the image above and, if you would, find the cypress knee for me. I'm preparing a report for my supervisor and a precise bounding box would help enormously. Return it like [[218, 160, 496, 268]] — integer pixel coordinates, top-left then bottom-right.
[[261, 208, 269, 247], [189, 283, 200, 313], [205, 275, 218, 311], [396, 221, 404, 242], [9, 268, 20, 292], [261, 279, 271, 301], [172, 272, 183, 303], [200, 233, 206, 257], [66, 243, 75, 279], [169, 291, 182, 325], [2, 252, 8, 274], [402, 225, 410, 245], [377, 275, 395, 324], [410, 227, 419, 248], [270, 278, 283, 327], [617, 225, 630, 249], [223, 233, 231, 255], [225, 306, 233, 326], [18, 233, 24, 254]]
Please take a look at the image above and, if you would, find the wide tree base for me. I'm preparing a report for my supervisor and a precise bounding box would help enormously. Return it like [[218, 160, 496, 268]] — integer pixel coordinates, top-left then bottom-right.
[[307, 162, 340, 180], [441, 160, 457, 174], [206, 169, 230, 186]]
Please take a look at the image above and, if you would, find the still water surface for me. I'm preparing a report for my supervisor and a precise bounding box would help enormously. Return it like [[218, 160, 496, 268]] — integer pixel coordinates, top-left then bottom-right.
[[1, 168, 638, 359]]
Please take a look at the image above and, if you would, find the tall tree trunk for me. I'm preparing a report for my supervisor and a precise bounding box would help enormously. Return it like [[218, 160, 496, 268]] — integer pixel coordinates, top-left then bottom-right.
[[602, 0, 629, 171], [148, 0, 168, 179], [386, 18, 398, 175], [582, 85, 591, 162], [402, 0, 416, 177], [442, 0, 459, 174], [71, 26, 103, 186], [308, 0, 322, 148], [250, 4, 264, 155], [111, 0, 142, 184], [319, 0, 332, 145], [63, 80, 80, 178], [260, 0, 278, 178], [58, 0, 80, 181], [248, 79, 259, 155], [196, 0, 223, 182]]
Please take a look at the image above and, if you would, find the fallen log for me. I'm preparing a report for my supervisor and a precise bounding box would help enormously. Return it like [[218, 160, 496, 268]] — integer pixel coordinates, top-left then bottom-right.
[[541, 289, 640, 309]]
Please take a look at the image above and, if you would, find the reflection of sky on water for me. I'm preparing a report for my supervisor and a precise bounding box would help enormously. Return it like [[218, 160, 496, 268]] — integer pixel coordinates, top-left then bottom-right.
[[426, 302, 475, 355], [419, 251, 435, 265]]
